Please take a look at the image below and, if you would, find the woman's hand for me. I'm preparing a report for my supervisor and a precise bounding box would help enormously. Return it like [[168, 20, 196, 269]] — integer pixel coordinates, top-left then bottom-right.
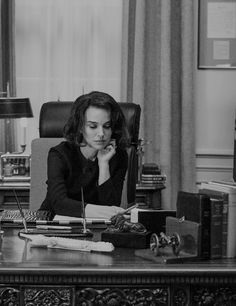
[[97, 140, 116, 185], [97, 140, 116, 165]]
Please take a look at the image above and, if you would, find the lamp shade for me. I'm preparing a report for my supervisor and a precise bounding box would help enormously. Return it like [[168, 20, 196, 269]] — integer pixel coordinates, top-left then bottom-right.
[[0, 97, 33, 119]]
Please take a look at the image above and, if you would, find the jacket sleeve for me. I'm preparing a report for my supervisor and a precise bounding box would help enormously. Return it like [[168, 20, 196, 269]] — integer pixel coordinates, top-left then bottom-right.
[[46, 149, 83, 217], [97, 149, 128, 206]]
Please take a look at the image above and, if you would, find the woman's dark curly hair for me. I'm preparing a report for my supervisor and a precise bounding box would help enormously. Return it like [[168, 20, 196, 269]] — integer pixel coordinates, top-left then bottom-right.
[[63, 91, 130, 148]]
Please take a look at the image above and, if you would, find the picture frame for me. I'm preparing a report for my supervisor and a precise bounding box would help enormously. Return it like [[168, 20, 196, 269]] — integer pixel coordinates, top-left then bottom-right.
[[198, 0, 236, 69]]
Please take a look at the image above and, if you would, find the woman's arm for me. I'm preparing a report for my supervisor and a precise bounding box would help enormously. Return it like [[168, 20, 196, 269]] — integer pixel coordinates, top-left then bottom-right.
[[97, 140, 116, 185], [97, 149, 128, 206], [46, 149, 83, 217]]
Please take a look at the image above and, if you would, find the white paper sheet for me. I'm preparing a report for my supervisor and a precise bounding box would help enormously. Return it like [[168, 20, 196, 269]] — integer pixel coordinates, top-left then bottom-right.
[[207, 2, 236, 38]]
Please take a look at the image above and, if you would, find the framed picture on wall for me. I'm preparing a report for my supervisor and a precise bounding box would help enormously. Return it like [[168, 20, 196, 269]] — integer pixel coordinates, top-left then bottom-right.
[[198, 0, 236, 69]]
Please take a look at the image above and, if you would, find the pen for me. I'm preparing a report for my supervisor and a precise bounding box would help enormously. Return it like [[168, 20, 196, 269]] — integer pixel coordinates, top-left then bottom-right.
[[13, 189, 28, 233], [81, 187, 87, 234], [123, 203, 139, 214]]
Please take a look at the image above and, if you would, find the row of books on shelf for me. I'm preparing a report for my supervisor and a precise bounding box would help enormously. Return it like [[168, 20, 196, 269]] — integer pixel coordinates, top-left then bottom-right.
[[178, 180, 236, 259], [141, 174, 166, 185], [141, 163, 166, 186]]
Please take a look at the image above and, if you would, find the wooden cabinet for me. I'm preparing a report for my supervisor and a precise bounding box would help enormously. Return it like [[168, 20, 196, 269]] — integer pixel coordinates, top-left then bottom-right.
[[135, 184, 165, 209], [0, 182, 30, 209]]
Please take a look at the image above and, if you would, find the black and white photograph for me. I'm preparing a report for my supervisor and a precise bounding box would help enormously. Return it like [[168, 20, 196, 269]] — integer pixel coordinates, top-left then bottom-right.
[[0, 1, 235, 305]]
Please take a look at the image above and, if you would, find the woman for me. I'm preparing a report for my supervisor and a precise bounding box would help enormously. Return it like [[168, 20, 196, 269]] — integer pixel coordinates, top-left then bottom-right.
[[39, 91, 129, 218]]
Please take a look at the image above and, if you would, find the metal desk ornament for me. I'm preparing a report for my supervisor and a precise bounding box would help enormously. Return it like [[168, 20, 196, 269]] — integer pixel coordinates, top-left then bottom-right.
[[150, 231, 181, 257], [148, 216, 200, 263]]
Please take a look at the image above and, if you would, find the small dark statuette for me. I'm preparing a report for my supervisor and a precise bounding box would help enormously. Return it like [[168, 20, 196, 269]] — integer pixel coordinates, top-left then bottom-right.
[[107, 214, 147, 234]]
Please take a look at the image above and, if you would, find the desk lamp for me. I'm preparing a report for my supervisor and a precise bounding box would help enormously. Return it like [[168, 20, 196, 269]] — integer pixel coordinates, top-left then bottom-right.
[[0, 96, 33, 153]]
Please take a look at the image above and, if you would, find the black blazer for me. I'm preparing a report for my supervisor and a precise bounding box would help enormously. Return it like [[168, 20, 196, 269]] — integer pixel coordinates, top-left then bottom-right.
[[40, 141, 128, 217]]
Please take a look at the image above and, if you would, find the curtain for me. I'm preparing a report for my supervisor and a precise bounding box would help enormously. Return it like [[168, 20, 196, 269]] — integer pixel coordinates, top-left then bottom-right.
[[0, 0, 16, 153], [15, 0, 123, 146], [121, 0, 196, 209]]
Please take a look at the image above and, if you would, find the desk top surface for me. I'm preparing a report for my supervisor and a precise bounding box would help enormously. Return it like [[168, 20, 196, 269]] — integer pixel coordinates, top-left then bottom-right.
[[0, 228, 236, 275]]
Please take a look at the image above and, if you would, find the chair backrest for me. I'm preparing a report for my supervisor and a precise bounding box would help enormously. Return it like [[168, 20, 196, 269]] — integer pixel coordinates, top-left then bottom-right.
[[30, 138, 63, 210], [30, 101, 141, 210]]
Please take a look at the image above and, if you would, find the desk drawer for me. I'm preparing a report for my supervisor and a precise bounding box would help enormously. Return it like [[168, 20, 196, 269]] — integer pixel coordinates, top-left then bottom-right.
[[0, 189, 29, 209]]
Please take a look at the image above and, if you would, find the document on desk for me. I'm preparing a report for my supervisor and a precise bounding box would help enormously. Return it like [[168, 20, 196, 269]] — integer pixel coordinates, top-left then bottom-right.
[[54, 203, 125, 223], [85, 204, 125, 219]]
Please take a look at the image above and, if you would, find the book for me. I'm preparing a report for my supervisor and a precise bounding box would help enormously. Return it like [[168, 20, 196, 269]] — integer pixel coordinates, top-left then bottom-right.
[[210, 180, 236, 187], [198, 187, 228, 258], [141, 178, 166, 182], [141, 174, 166, 179], [142, 163, 161, 175], [141, 175, 166, 182], [176, 191, 211, 259], [209, 198, 223, 259], [140, 182, 165, 187], [200, 182, 236, 258], [197, 189, 223, 259]]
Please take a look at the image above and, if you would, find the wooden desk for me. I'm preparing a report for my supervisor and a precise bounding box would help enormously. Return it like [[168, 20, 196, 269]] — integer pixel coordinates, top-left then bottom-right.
[[0, 228, 236, 305]]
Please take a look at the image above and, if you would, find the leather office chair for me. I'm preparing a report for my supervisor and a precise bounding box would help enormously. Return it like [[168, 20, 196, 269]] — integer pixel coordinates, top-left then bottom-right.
[[30, 101, 141, 210]]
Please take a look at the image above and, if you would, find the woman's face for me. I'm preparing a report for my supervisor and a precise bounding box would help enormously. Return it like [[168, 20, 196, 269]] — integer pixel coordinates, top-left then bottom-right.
[[82, 106, 112, 151]]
